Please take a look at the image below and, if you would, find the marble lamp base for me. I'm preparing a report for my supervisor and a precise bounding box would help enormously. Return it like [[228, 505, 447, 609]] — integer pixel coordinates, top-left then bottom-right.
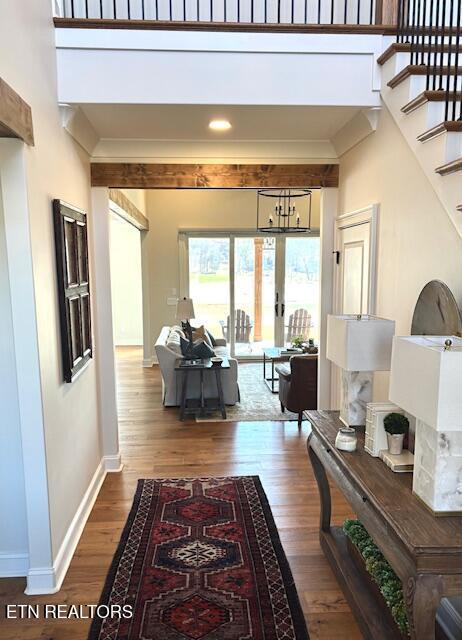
[[340, 370, 373, 427], [413, 419, 462, 515]]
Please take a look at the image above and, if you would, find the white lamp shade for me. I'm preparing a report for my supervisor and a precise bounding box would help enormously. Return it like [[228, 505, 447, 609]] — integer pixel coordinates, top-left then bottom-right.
[[389, 335, 462, 430], [326, 315, 395, 371], [176, 297, 195, 321]]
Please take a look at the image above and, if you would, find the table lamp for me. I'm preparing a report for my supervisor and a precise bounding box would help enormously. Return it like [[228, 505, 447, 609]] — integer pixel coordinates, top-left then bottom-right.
[[326, 314, 395, 427], [176, 297, 195, 357], [389, 335, 462, 514]]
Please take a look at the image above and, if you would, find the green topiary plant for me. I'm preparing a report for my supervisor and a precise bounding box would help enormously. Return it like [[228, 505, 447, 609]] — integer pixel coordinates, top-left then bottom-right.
[[383, 412, 409, 435], [343, 519, 410, 636], [291, 335, 304, 349]]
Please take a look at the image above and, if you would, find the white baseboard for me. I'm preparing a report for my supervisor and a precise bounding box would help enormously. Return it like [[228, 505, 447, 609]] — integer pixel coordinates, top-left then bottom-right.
[[25, 459, 107, 595], [142, 357, 154, 367], [103, 452, 123, 472], [0, 552, 29, 577]]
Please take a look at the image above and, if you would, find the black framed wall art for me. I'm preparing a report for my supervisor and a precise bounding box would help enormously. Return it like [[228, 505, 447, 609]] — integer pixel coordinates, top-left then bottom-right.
[[53, 199, 92, 382]]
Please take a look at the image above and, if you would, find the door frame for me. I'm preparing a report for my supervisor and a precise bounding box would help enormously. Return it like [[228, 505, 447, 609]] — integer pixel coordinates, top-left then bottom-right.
[[179, 229, 320, 359], [333, 204, 379, 316], [331, 204, 379, 407]]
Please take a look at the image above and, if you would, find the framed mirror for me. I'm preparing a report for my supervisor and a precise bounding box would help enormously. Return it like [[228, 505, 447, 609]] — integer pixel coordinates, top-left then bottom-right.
[[411, 280, 462, 336]]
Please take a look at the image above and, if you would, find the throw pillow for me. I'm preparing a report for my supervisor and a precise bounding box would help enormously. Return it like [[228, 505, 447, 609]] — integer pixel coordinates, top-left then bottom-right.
[[192, 325, 213, 348], [205, 329, 217, 346], [180, 336, 215, 359]]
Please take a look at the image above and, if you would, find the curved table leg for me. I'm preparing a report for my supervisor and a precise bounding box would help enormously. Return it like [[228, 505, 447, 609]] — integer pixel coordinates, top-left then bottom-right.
[[307, 435, 332, 532], [405, 574, 443, 640]]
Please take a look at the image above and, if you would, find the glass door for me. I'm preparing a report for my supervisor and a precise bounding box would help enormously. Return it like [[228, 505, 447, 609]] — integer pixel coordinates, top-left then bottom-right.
[[188, 237, 230, 340], [282, 236, 320, 346], [233, 237, 276, 356], [185, 233, 320, 358]]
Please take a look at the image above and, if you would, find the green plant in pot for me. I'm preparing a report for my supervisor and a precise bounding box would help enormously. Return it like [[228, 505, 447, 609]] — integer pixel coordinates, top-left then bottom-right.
[[383, 413, 409, 455], [291, 336, 304, 349]]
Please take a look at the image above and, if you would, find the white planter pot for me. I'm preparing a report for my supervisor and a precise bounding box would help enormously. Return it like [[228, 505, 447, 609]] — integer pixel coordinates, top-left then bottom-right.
[[386, 433, 405, 455]]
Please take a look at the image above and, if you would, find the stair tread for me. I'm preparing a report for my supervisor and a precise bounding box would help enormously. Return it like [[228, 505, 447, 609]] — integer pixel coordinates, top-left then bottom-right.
[[435, 157, 462, 176], [388, 65, 462, 89], [402, 90, 462, 114], [378, 43, 459, 66], [418, 121, 462, 143]]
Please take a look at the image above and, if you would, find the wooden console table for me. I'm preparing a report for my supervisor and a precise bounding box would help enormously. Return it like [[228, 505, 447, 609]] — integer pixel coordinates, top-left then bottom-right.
[[306, 410, 462, 640]]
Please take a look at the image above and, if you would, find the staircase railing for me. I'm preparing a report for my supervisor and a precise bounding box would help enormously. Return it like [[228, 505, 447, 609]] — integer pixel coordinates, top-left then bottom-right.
[[60, 0, 386, 26], [397, 0, 462, 122]]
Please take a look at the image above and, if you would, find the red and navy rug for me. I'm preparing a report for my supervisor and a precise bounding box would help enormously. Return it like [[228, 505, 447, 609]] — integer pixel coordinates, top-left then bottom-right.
[[89, 476, 309, 639]]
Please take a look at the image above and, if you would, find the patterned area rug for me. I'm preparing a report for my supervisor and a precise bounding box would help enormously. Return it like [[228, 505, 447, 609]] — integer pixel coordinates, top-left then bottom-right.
[[196, 362, 300, 422], [89, 477, 309, 640]]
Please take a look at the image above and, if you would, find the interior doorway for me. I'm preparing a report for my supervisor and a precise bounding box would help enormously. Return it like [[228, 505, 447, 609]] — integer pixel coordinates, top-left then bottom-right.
[[109, 208, 143, 348]]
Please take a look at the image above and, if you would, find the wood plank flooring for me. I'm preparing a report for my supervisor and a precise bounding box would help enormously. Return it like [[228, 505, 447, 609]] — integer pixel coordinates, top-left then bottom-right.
[[0, 347, 362, 639]]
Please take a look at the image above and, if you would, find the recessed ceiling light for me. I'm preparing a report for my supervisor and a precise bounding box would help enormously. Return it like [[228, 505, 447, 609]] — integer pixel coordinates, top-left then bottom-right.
[[209, 119, 232, 131]]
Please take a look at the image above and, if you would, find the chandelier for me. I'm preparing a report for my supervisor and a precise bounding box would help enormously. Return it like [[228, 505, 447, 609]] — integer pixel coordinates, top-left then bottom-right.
[[256, 188, 312, 233]]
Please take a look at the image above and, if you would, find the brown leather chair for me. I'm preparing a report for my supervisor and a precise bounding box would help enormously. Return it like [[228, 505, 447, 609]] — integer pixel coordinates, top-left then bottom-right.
[[275, 355, 318, 427]]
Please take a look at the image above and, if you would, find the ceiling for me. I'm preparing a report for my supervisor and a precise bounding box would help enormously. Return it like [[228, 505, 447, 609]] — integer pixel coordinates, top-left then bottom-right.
[[80, 104, 360, 141]]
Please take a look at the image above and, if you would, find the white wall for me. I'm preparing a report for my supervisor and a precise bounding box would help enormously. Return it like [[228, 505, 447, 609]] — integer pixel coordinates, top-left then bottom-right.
[[143, 188, 320, 358], [55, 30, 384, 106], [110, 212, 143, 345], [338, 105, 462, 401], [0, 180, 28, 572], [0, 0, 103, 581]]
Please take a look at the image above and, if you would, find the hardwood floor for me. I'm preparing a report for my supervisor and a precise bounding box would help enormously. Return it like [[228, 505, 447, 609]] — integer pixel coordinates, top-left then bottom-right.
[[0, 347, 362, 639]]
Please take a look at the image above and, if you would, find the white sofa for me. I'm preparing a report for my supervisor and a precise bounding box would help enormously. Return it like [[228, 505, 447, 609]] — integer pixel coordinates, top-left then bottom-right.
[[155, 326, 239, 407]]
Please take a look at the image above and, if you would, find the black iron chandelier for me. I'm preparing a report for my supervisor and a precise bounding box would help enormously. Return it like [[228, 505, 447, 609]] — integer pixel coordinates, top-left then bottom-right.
[[256, 188, 312, 233]]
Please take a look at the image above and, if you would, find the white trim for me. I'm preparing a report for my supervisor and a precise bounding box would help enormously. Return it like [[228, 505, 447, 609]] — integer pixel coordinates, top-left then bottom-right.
[[334, 203, 379, 316], [25, 461, 107, 595], [114, 338, 143, 346], [103, 453, 123, 472], [0, 140, 54, 587], [143, 357, 155, 367], [0, 553, 29, 577]]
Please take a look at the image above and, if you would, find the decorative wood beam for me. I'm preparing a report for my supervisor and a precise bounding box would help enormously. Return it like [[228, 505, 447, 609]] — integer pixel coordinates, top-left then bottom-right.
[[109, 188, 149, 231], [93, 163, 339, 189], [54, 18, 396, 34], [0, 77, 34, 146]]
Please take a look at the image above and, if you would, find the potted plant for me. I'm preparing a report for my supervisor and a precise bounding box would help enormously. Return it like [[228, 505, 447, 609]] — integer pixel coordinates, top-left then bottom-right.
[[291, 336, 304, 350], [383, 413, 409, 455]]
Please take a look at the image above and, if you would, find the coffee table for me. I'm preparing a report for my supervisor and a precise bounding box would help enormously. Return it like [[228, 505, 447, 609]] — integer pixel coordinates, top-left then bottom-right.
[[262, 347, 302, 393], [175, 358, 230, 420]]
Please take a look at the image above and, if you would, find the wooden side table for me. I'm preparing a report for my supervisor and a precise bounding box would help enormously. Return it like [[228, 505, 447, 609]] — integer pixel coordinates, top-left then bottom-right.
[[305, 410, 462, 640], [175, 358, 230, 420]]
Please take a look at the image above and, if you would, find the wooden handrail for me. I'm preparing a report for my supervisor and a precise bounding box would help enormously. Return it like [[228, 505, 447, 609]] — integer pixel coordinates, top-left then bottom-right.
[[53, 17, 396, 33]]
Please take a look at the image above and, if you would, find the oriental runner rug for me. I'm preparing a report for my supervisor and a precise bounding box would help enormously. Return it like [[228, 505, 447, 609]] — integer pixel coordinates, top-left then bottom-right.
[[89, 476, 309, 640]]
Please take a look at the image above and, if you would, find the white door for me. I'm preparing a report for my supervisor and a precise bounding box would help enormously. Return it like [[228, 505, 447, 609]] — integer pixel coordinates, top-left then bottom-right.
[[338, 223, 371, 316], [332, 205, 378, 406]]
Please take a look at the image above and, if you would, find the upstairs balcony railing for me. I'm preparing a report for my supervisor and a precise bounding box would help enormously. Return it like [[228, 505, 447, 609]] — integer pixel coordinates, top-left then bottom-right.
[[58, 0, 395, 27], [397, 0, 462, 122]]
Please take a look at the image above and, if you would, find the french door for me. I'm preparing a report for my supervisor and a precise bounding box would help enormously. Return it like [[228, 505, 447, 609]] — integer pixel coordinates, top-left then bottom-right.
[[182, 232, 320, 358]]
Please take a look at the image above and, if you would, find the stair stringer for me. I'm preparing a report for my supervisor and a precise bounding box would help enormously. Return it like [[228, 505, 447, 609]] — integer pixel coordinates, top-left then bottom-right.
[[380, 56, 462, 239]]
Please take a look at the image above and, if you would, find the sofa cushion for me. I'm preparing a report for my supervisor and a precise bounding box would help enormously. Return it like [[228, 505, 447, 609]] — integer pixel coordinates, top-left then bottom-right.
[[166, 327, 184, 354]]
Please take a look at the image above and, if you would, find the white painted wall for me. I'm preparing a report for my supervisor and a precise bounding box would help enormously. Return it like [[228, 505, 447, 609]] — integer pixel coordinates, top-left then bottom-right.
[[0, 175, 28, 575], [338, 105, 462, 401], [55, 30, 386, 106], [0, 1, 108, 588], [110, 212, 143, 346]]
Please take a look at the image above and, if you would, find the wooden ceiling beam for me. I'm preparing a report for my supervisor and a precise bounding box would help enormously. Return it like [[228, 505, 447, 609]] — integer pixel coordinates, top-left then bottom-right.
[[0, 77, 34, 146], [91, 163, 339, 189]]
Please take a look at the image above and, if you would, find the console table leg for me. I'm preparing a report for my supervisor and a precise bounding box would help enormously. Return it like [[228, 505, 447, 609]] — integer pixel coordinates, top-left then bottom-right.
[[405, 575, 443, 640], [307, 437, 332, 532]]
